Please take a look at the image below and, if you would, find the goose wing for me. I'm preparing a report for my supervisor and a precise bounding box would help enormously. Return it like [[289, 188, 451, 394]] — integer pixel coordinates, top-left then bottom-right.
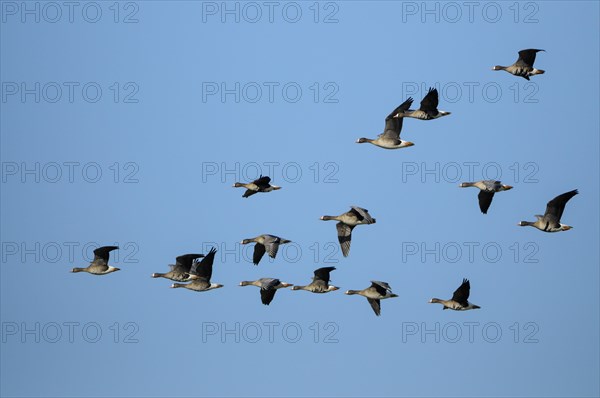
[[516, 49, 544, 67], [477, 190, 495, 214], [367, 298, 381, 316], [189, 247, 217, 280], [451, 278, 471, 307], [418, 87, 440, 116], [336, 222, 354, 257], [544, 190, 578, 223]]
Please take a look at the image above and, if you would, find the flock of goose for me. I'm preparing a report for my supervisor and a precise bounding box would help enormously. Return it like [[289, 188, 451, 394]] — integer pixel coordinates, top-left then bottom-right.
[[72, 49, 579, 316]]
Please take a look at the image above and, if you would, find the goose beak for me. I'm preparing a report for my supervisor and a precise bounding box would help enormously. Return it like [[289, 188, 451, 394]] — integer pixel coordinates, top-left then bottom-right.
[[504, 185, 514, 190]]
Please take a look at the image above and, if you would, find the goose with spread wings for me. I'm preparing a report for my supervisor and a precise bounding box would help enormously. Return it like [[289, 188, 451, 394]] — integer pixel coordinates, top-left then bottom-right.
[[71, 246, 120, 275], [239, 278, 293, 305], [493, 49, 545, 80], [233, 175, 281, 198], [240, 234, 291, 265], [320, 206, 376, 257], [396, 88, 450, 120], [356, 98, 415, 149], [518, 189, 578, 232], [345, 281, 398, 316], [430, 278, 480, 311], [292, 267, 339, 293], [459, 180, 513, 214]]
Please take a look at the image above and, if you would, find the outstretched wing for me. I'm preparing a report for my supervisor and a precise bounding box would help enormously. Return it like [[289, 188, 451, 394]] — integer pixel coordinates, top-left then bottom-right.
[[380, 117, 403, 140], [451, 278, 471, 307], [544, 190, 578, 222], [418, 87, 439, 113], [93, 246, 119, 265], [259, 278, 280, 305], [386, 97, 414, 120], [253, 175, 271, 186], [253, 243, 267, 265], [175, 253, 204, 271], [517, 49, 543, 67], [367, 298, 381, 316], [336, 222, 354, 257], [190, 247, 217, 280], [314, 267, 336, 284], [477, 190, 495, 214]]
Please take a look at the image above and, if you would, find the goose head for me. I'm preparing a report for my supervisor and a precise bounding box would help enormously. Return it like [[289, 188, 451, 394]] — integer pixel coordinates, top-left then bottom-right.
[[501, 184, 514, 191], [492, 65, 506, 71], [400, 141, 415, 148], [560, 224, 573, 231], [356, 138, 372, 144]]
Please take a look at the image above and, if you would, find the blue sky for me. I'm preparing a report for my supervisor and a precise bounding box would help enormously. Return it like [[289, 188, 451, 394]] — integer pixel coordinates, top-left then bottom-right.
[[1, 1, 599, 397]]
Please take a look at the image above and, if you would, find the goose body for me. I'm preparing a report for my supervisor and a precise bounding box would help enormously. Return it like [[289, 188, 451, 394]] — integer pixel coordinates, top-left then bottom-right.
[[429, 278, 480, 311], [356, 98, 415, 149], [345, 281, 398, 316], [171, 248, 223, 292], [292, 267, 339, 293], [233, 175, 281, 198], [397, 88, 450, 120], [71, 246, 120, 275], [152, 253, 204, 281], [492, 49, 545, 80], [239, 278, 293, 305], [240, 234, 291, 265], [518, 189, 578, 232], [459, 180, 513, 214], [321, 206, 376, 257]]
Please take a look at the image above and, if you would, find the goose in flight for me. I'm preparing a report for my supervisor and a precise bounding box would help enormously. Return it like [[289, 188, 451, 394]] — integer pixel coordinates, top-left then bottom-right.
[[240, 234, 291, 265], [345, 281, 398, 316], [356, 98, 415, 149], [492, 49, 545, 80], [71, 246, 120, 275], [320, 206, 376, 257], [233, 175, 281, 198], [518, 189, 578, 232], [396, 88, 450, 120], [151, 253, 204, 281], [459, 180, 513, 214], [291, 267, 339, 293], [171, 247, 223, 291], [239, 278, 293, 305], [429, 278, 480, 311]]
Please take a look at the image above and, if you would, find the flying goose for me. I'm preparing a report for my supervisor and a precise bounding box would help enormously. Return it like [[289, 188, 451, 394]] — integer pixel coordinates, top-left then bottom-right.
[[429, 278, 480, 310], [240, 234, 291, 265], [518, 189, 578, 232], [396, 88, 450, 120], [291, 267, 339, 293], [239, 278, 293, 305], [71, 246, 120, 275], [345, 281, 398, 316], [492, 49, 545, 80], [151, 253, 204, 281], [171, 247, 223, 291], [459, 180, 513, 214], [233, 175, 281, 198], [320, 206, 376, 257], [356, 98, 415, 149]]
